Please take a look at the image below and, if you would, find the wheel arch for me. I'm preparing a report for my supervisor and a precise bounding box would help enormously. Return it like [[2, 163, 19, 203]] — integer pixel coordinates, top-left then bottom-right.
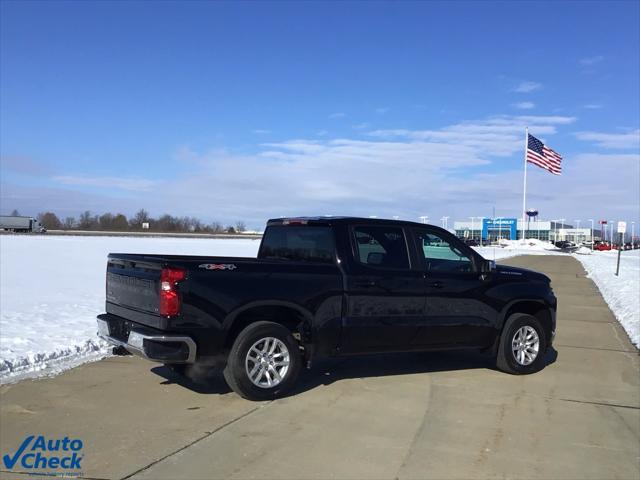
[[500, 299, 554, 345], [223, 301, 313, 350]]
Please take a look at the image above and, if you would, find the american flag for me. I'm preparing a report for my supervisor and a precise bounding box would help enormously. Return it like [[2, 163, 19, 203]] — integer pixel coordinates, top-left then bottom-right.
[[527, 134, 562, 175]]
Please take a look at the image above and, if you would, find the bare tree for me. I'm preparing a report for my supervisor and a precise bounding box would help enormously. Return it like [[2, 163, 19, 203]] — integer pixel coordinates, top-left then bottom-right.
[[38, 212, 62, 230], [112, 214, 129, 231], [79, 211, 93, 230], [10, 209, 19, 216], [235, 221, 247, 233], [130, 209, 150, 229], [210, 222, 224, 234], [99, 213, 114, 230], [62, 217, 76, 229]]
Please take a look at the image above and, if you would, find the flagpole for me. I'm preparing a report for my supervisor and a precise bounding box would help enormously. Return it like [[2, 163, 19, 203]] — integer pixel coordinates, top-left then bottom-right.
[[521, 127, 528, 243]]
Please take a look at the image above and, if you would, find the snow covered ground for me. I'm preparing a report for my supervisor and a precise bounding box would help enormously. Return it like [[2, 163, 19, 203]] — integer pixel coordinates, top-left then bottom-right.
[[1, 234, 637, 383], [572, 249, 639, 347], [0, 235, 260, 383], [473, 238, 562, 261]]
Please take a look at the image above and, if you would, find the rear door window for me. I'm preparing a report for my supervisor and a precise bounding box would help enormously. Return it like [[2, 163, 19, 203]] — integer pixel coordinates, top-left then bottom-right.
[[353, 226, 410, 269]]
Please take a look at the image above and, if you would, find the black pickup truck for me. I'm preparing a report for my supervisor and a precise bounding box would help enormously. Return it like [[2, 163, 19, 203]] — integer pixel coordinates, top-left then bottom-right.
[[97, 217, 556, 400]]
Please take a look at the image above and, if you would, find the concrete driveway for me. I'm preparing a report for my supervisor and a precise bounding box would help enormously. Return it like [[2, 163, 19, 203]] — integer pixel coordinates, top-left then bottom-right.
[[1, 255, 638, 480]]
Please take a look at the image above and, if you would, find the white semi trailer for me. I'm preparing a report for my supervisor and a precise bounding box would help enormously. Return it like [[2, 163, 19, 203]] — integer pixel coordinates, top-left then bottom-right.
[[0, 216, 46, 233]]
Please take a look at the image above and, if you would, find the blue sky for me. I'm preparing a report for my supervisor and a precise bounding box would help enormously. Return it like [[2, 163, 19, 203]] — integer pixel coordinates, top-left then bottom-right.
[[1, 0, 639, 228]]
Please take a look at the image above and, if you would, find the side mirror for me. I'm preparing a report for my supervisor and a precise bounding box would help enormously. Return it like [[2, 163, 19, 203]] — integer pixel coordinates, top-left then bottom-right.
[[480, 259, 496, 273]]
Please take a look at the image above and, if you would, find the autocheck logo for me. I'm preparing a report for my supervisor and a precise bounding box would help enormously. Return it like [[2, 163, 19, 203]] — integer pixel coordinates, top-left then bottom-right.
[[3, 435, 84, 471]]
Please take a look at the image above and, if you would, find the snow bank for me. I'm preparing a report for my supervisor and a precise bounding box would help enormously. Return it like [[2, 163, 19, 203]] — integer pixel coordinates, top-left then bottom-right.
[[473, 238, 561, 261], [572, 249, 640, 348], [0, 235, 260, 383]]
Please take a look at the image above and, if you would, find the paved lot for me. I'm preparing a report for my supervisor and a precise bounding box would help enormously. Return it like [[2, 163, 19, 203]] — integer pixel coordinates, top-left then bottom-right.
[[1, 256, 638, 480]]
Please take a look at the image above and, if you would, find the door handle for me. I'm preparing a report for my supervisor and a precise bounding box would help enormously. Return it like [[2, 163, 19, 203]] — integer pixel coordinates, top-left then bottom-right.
[[429, 281, 444, 289], [355, 280, 377, 288]]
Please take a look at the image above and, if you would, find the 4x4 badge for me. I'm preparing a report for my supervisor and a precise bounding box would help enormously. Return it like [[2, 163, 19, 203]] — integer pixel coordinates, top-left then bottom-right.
[[198, 264, 237, 271]]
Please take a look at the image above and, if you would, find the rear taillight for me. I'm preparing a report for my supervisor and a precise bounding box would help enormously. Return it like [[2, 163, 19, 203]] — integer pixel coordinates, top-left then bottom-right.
[[159, 267, 186, 317]]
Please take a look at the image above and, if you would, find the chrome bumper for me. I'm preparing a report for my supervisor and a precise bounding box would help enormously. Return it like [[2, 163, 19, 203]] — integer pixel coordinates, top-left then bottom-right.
[[97, 317, 197, 363]]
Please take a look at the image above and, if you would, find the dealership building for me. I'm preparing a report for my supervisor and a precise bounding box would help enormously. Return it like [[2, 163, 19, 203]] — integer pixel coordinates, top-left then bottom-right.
[[453, 218, 598, 243]]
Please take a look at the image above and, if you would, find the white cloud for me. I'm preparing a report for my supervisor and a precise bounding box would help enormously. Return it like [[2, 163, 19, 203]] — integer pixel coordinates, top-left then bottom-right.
[[252, 129, 271, 134], [9, 149, 636, 226], [139, 114, 578, 222], [579, 55, 604, 66], [369, 114, 576, 156], [513, 81, 542, 93], [15, 114, 636, 228], [352, 122, 371, 130], [375, 107, 389, 114], [52, 175, 160, 192], [583, 104, 603, 109], [328, 112, 346, 119], [512, 102, 535, 110], [575, 130, 640, 149], [316, 130, 328, 136]]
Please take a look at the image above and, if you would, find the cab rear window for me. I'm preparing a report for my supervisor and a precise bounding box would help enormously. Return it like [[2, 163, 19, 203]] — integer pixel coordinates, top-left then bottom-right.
[[258, 226, 335, 263]]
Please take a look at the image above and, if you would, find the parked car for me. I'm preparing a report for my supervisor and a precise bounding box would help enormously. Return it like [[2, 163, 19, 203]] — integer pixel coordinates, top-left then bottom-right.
[[554, 240, 577, 250], [97, 217, 557, 400], [464, 238, 480, 247], [594, 242, 612, 251]]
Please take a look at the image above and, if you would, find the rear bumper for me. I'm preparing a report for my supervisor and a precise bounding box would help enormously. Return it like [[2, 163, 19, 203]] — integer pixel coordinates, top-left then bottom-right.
[[97, 314, 197, 363]]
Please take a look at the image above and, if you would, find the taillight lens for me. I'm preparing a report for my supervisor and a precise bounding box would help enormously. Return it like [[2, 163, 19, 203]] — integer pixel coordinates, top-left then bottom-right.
[[159, 267, 186, 316]]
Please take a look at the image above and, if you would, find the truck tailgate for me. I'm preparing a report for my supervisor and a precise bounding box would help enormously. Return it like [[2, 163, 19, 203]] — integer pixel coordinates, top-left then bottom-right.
[[106, 257, 163, 315]]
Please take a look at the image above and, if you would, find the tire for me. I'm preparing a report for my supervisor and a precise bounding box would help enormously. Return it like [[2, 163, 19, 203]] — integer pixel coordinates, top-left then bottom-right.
[[223, 321, 301, 401], [496, 313, 547, 374]]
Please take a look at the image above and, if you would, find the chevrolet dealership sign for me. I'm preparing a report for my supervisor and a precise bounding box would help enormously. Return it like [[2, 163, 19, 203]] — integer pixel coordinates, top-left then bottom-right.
[[482, 218, 518, 240]]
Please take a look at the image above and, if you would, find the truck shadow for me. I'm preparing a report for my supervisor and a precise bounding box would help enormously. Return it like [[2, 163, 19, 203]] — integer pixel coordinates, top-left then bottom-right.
[[151, 347, 557, 397], [290, 347, 558, 397]]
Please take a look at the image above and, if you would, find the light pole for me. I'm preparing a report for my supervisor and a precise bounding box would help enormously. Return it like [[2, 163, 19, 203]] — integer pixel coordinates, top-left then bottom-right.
[[441, 216, 449, 229], [419, 215, 429, 224], [588, 219, 594, 250], [575, 219, 581, 243], [610, 222, 614, 246], [632, 221, 635, 245], [469, 216, 476, 240]]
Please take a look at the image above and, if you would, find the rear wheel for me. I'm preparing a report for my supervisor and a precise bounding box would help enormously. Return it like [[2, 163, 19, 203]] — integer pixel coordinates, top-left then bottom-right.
[[496, 313, 547, 374], [223, 321, 301, 400]]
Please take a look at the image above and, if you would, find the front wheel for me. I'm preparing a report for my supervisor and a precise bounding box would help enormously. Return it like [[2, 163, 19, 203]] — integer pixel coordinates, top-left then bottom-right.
[[223, 321, 301, 400], [496, 313, 547, 374]]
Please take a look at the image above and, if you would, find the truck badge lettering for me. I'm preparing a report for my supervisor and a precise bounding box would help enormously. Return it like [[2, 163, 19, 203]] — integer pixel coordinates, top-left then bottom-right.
[[198, 264, 237, 271]]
